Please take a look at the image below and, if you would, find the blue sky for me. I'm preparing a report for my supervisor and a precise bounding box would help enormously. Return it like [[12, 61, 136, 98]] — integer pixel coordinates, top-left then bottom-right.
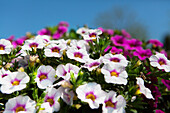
[[0, 0, 170, 42]]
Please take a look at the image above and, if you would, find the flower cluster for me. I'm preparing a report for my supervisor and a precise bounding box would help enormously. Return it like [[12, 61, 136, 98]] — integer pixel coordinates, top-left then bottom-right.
[[0, 22, 170, 113]]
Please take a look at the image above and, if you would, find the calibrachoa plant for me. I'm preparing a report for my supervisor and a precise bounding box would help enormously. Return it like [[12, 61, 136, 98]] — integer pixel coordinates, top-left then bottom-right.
[[0, 21, 170, 113]]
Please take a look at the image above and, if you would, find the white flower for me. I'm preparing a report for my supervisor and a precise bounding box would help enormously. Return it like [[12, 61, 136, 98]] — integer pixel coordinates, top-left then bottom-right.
[[56, 63, 80, 80], [70, 40, 88, 50], [66, 47, 89, 63], [35, 65, 56, 89], [82, 58, 101, 71], [76, 27, 89, 36], [39, 102, 53, 113], [102, 91, 126, 113], [82, 29, 102, 40], [102, 53, 129, 67], [44, 42, 66, 57], [60, 87, 75, 105], [22, 38, 45, 51], [101, 63, 128, 85], [0, 39, 13, 54], [0, 67, 11, 82], [149, 52, 170, 72], [76, 82, 106, 109], [4, 95, 36, 113], [43, 87, 61, 112], [35, 35, 51, 44], [0, 72, 30, 94], [136, 77, 154, 99]]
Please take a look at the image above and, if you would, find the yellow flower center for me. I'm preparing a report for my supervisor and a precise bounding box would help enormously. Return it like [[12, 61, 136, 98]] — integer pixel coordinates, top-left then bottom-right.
[[110, 71, 118, 77], [159, 61, 165, 65], [46, 98, 54, 106], [0, 46, 4, 50], [74, 53, 82, 58], [12, 81, 20, 86], [105, 101, 115, 108], [51, 47, 60, 53], [135, 88, 142, 95], [39, 74, 47, 81], [86, 94, 96, 101], [15, 106, 25, 113]]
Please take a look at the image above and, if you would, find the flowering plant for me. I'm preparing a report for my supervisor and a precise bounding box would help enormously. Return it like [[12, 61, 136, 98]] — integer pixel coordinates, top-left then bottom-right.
[[0, 21, 170, 113]]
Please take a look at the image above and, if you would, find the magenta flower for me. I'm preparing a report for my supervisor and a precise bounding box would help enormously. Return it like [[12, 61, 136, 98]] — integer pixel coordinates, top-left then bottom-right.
[[155, 110, 165, 113], [53, 26, 67, 39], [111, 35, 126, 47], [58, 21, 69, 27], [148, 39, 163, 47], [125, 39, 142, 50], [111, 47, 123, 54], [7, 35, 14, 42], [105, 29, 114, 35], [38, 28, 51, 36], [133, 49, 152, 60], [121, 29, 131, 38], [161, 79, 170, 90]]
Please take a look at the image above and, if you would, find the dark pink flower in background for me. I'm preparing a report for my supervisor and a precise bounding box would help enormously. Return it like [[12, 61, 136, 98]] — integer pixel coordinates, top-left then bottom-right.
[[161, 79, 170, 90], [155, 110, 165, 113], [53, 26, 67, 39], [12, 36, 26, 48], [105, 29, 114, 35], [38, 28, 51, 36], [160, 50, 167, 57], [125, 39, 142, 50], [133, 49, 152, 60], [58, 21, 69, 27], [98, 27, 104, 32], [111, 46, 123, 54], [104, 45, 111, 53], [111, 35, 127, 46], [121, 29, 131, 38], [7, 35, 15, 42], [148, 39, 163, 47]]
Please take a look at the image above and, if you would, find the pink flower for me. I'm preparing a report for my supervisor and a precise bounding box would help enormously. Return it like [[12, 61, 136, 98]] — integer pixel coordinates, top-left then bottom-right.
[[125, 39, 142, 50], [111, 35, 126, 47], [121, 29, 131, 38], [53, 26, 67, 39], [58, 21, 69, 27], [155, 110, 165, 113], [147, 39, 163, 47], [38, 28, 51, 36], [7, 35, 14, 42], [161, 79, 170, 90], [111, 47, 123, 54], [133, 49, 152, 60]]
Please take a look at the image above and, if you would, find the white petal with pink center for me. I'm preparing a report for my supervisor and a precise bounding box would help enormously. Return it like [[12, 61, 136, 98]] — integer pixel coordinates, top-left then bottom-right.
[[43, 87, 61, 112], [44, 42, 66, 57], [40, 102, 53, 113], [66, 47, 89, 63], [149, 52, 170, 72], [21, 38, 46, 51], [0, 39, 13, 54], [82, 29, 102, 40], [0, 72, 30, 94], [76, 27, 89, 36], [101, 63, 128, 85], [35, 35, 51, 44], [82, 58, 101, 71], [35, 65, 56, 89], [70, 40, 88, 50], [102, 53, 129, 67], [136, 77, 154, 99], [76, 82, 106, 109], [4, 95, 36, 113], [102, 91, 126, 113], [56, 63, 80, 80], [0, 67, 11, 82]]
